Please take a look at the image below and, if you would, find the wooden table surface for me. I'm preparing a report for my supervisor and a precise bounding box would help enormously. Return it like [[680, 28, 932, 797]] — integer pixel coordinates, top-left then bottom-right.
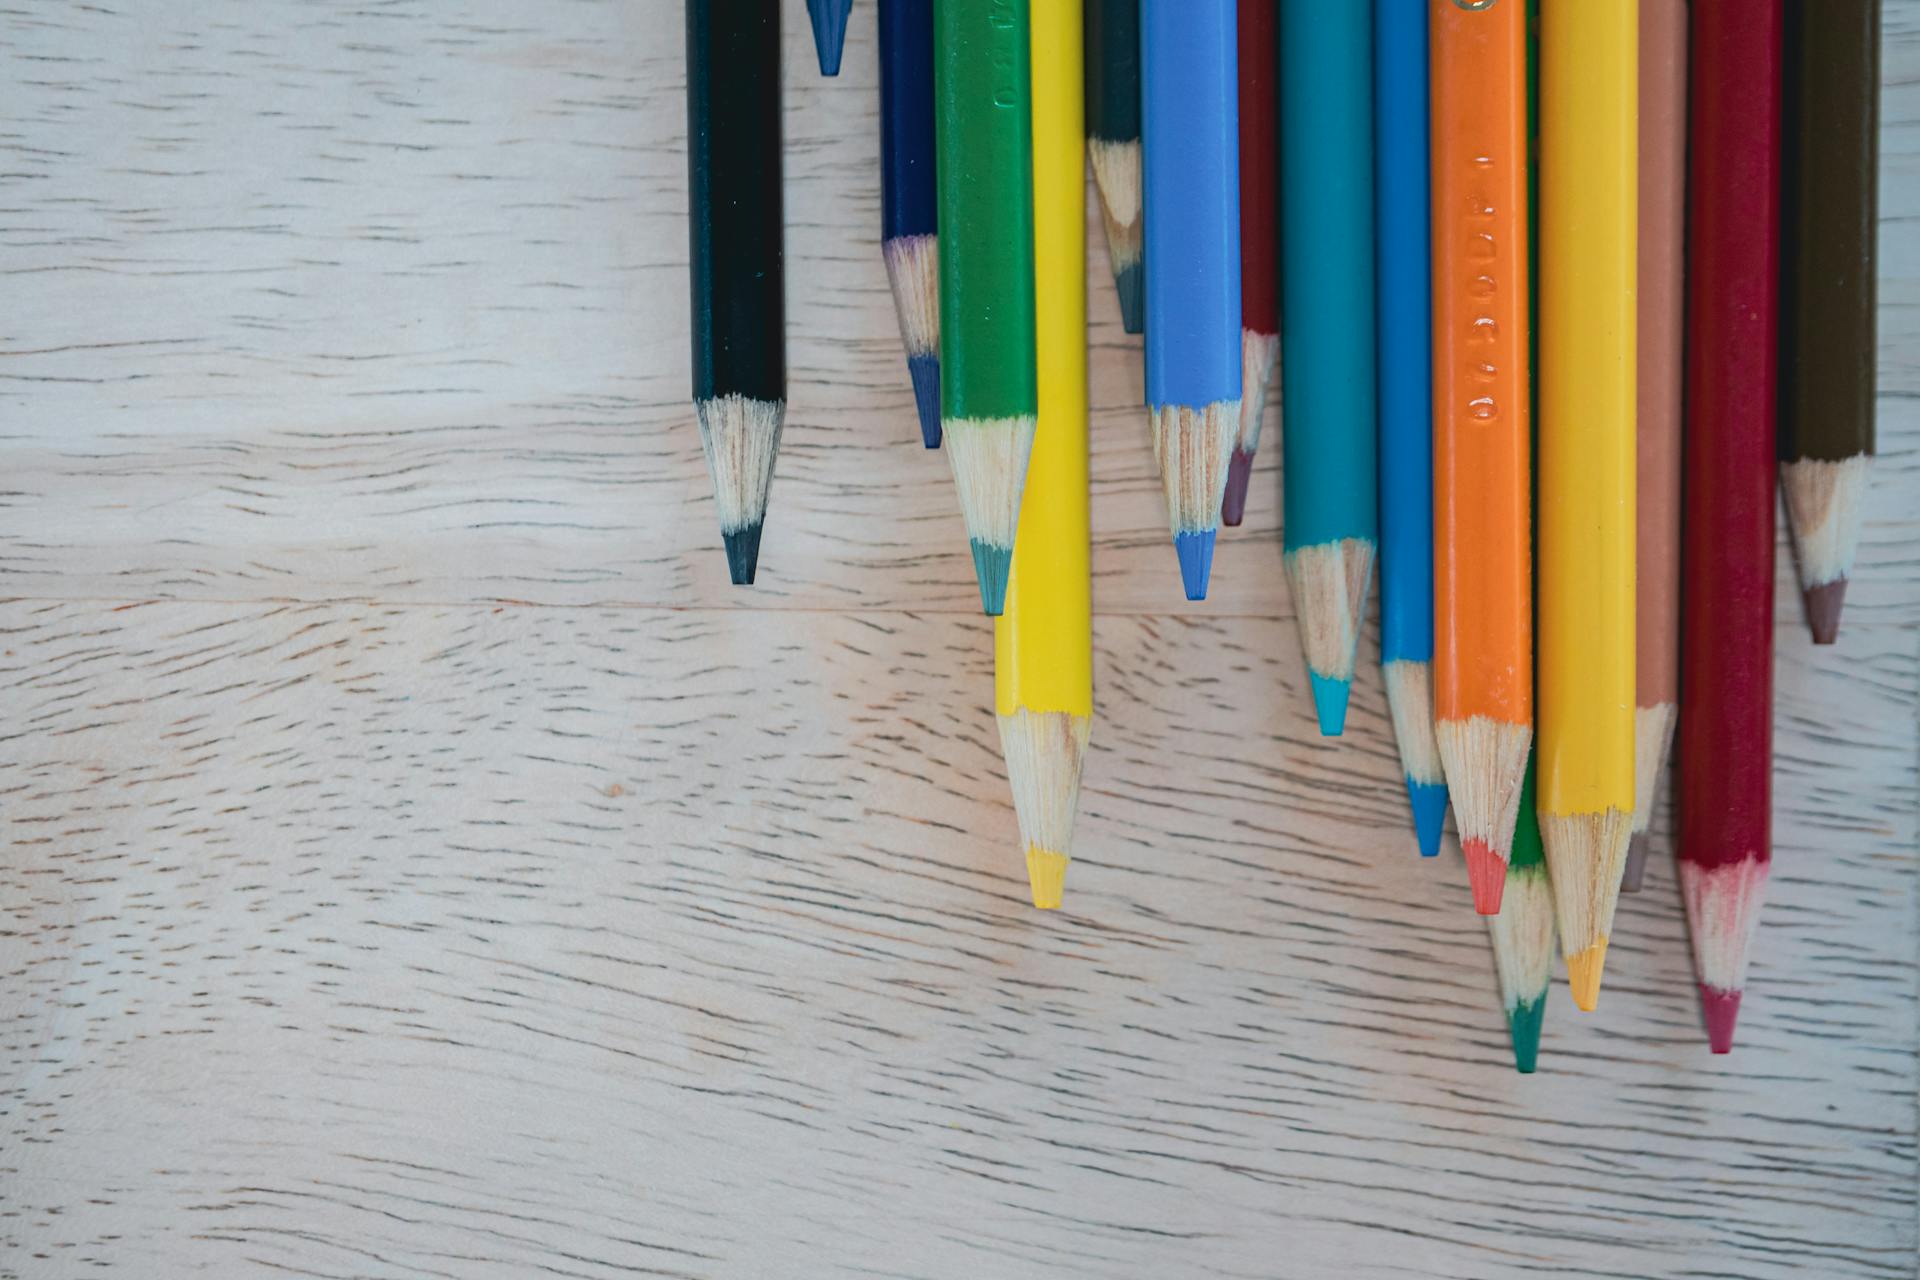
[[3, 3, 1916, 1276]]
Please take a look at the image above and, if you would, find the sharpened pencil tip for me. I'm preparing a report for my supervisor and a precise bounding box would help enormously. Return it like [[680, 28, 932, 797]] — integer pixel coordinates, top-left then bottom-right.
[[907, 355, 942, 449], [1567, 940, 1609, 1012], [1026, 848, 1068, 910], [1308, 672, 1350, 737], [971, 540, 1012, 616], [1114, 261, 1144, 335], [1620, 832, 1650, 893], [1221, 449, 1255, 527], [723, 522, 763, 586], [1506, 995, 1545, 1074], [1175, 529, 1216, 601], [1407, 781, 1448, 859], [1462, 838, 1507, 915], [805, 0, 851, 75], [1803, 577, 1847, 645], [1699, 983, 1743, 1053]]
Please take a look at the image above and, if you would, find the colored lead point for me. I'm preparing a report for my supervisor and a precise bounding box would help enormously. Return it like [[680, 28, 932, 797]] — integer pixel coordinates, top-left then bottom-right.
[[1175, 528, 1216, 601], [723, 521, 764, 587], [806, 0, 852, 75], [1699, 983, 1743, 1054], [1309, 671, 1351, 738], [907, 354, 942, 449], [1407, 780, 1448, 860]]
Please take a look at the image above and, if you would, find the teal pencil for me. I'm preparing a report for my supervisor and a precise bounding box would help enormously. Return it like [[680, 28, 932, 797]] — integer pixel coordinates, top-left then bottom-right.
[[1278, 0, 1376, 736]]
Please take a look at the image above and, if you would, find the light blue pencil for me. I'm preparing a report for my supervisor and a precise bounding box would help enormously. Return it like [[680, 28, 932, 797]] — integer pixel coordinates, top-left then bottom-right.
[[1141, 0, 1241, 601]]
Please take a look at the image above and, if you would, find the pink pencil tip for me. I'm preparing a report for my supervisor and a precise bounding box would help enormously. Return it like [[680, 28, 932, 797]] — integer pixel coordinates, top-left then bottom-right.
[[1462, 838, 1507, 916], [1699, 983, 1743, 1054]]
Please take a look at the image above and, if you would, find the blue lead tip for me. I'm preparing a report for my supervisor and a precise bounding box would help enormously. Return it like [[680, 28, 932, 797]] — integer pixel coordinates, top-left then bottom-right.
[[723, 522, 763, 586], [1308, 671, 1350, 737], [907, 354, 942, 449], [971, 540, 1011, 616], [1114, 262, 1144, 335], [1174, 529, 1215, 601], [1406, 780, 1449, 859], [806, 0, 852, 75], [1507, 996, 1546, 1074]]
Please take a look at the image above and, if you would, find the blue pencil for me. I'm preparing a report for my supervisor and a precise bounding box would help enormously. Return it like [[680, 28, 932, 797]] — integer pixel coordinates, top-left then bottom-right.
[[807, 0, 854, 76], [879, 0, 941, 448], [1279, 0, 1376, 735], [1374, 0, 1444, 854], [1141, 0, 1241, 601]]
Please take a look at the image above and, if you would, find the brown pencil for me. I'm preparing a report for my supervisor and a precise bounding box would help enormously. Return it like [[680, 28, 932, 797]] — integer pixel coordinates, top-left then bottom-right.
[[1623, 0, 1685, 893]]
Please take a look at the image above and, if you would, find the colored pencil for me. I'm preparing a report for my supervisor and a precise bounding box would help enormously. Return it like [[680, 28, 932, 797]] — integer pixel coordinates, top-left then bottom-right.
[[1279, 0, 1376, 736], [1780, 0, 1879, 645], [1377, 0, 1444, 859], [1222, 0, 1278, 528], [1623, 0, 1686, 894], [1086, 0, 1144, 333], [1537, 0, 1635, 1013], [1430, 0, 1529, 908], [1679, 0, 1780, 1055], [935, 0, 1039, 616], [807, 0, 854, 76], [1141, 0, 1241, 602], [686, 0, 786, 587], [997, 0, 1092, 911], [879, 0, 943, 450], [1487, 754, 1554, 1073]]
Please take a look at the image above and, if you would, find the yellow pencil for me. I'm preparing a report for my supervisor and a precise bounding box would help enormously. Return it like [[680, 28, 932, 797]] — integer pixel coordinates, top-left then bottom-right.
[[1538, 0, 1637, 1012], [995, 0, 1092, 910]]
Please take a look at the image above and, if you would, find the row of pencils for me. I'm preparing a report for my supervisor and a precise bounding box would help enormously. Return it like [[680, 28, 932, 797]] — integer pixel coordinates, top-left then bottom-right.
[[683, 0, 1881, 1070]]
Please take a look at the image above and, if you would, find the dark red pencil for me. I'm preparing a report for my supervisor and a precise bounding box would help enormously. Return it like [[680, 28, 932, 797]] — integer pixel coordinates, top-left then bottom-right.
[[1221, 0, 1277, 527], [1678, 0, 1780, 1055]]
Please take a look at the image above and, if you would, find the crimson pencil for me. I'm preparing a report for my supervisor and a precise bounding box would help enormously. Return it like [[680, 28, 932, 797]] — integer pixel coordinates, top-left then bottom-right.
[[1678, 0, 1780, 1055], [1222, 0, 1277, 527]]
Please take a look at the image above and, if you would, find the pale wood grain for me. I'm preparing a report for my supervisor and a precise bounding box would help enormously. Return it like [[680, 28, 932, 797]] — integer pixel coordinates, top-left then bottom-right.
[[0, 2, 1916, 1278]]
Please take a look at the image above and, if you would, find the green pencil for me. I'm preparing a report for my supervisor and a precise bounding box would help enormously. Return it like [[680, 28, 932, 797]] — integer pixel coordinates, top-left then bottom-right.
[[934, 0, 1039, 616], [1486, 754, 1555, 1072]]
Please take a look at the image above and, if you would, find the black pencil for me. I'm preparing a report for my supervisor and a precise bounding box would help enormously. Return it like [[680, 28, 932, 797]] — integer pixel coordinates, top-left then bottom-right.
[[687, 0, 785, 586], [1085, 0, 1142, 334]]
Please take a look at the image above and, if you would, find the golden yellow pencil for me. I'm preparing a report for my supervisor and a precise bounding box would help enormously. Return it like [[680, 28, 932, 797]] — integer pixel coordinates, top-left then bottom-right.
[[1538, 0, 1636, 1012], [995, 0, 1092, 910]]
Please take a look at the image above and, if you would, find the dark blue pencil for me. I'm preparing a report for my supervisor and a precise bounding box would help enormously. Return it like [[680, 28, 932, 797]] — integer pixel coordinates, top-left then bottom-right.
[[808, 0, 854, 76], [1142, 0, 1240, 600], [879, 0, 941, 448]]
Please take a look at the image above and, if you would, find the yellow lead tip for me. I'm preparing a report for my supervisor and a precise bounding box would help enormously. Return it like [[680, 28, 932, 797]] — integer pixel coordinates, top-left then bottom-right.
[[1025, 848, 1069, 910], [1567, 939, 1610, 1012]]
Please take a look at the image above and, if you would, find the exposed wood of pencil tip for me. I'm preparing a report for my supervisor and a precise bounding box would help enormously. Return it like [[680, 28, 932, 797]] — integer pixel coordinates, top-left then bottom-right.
[[696, 393, 785, 586], [1150, 400, 1238, 537], [1089, 137, 1143, 330], [1622, 701, 1676, 892], [1384, 659, 1444, 789], [883, 233, 941, 361], [998, 707, 1092, 911], [1782, 454, 1869, 643], [1538, 806, 1633, 1012], [1235, 328, 1279, 461], [1486, 864, 1556, 1072], [944, 413, 1037, 613], [1436, 717, 1532, 915], [1284, 538, 1374, 686]]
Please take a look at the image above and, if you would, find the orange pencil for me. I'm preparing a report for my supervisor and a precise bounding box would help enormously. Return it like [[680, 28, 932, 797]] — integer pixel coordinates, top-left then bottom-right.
[[1430, 0, 1532, 916]]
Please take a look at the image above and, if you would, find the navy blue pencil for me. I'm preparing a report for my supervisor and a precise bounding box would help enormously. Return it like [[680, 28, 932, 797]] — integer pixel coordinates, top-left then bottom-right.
[[808, 0, 854, 76], [1142, 0, 1241, 600], [880, 0, 942, 448]]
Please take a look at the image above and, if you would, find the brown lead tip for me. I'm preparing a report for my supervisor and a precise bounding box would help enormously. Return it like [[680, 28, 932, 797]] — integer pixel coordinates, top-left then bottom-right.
[[1802, 577, 1848, 646], [1620, 832, 1650, 893]]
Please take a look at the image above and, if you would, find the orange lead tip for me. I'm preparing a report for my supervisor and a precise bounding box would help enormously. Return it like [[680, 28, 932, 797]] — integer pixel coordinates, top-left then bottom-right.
[[1567, 939, 1609, 1012], [1462, 839, 1508, 916]]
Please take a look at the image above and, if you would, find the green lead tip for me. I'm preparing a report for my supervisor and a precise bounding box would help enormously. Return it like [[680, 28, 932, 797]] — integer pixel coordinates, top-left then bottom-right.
[[971, 540, 1011, 616], [1507, 995, 1546, 1074]]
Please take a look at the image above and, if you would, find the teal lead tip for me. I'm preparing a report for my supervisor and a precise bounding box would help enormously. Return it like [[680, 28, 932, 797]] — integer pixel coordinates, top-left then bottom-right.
[[1506, 996, 1546, 1074], [970, 540, 1011, 616], [1308, 671, 1350, 737]]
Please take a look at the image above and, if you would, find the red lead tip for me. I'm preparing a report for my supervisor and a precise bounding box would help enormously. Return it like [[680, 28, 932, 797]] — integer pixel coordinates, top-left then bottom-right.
[[1462, 838, 1507, 916], [1699, 983, 1744, 1054]]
